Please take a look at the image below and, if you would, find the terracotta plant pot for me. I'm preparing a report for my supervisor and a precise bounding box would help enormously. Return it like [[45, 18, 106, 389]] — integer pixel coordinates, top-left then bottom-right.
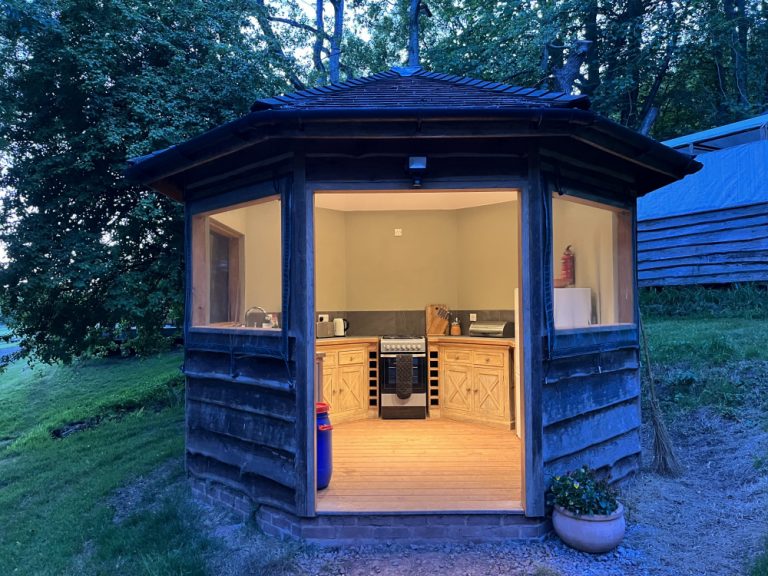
[[552, 503, 626, 554]]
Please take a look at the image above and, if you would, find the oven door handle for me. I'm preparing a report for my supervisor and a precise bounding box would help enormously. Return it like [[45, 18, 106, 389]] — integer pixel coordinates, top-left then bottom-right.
[[381, 353, 426, 358]]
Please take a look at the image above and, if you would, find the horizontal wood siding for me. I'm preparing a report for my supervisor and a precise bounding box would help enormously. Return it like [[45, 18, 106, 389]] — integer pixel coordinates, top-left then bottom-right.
[[638, 202, 768, 286], [542, 343, 641, 484], [185, 348, 300, 514]]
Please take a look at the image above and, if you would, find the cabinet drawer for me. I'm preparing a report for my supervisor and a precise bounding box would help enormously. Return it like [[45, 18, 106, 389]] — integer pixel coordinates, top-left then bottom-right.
[[338, 349, 365, 365], [320, 352, 337, 368], [473, 350, 505, 367], [442, 348, 472, 363]]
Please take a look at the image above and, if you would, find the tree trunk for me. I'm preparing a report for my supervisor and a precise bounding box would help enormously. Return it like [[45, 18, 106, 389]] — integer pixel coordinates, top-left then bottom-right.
[[254, 0, 305, 90], [313, 0, 326, 82], [329, 0, 344, 83], [582, 0, 600, 96], [638, 107, 658, 135], [408, 0, 420, 67]]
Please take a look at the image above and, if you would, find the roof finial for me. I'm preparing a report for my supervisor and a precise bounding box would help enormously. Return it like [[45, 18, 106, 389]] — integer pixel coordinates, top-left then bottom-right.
[[408, 0, 432, 68]]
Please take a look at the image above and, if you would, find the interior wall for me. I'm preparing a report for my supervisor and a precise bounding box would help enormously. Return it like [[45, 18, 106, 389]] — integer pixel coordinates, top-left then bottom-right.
[[552, 197, 616, 324], [456, 201, 518, 309], [344, 210, 460, 310], [315, 208, 348, 310], [210, 198, 283, 317]]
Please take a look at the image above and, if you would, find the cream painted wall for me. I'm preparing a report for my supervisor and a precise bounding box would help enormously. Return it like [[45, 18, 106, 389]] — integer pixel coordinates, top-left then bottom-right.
[[456, 201, 518, 309], [315, 208, 348, 310], [210, 209, 245, 233], [315, 200, 521, 312], [210, 198, 282, 317], [552, 197, 616, 324], [344, 210, 459, 310]]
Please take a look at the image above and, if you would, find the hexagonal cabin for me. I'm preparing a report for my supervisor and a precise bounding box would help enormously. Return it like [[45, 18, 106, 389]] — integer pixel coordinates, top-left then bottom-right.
[[127, 66, 700, 542]]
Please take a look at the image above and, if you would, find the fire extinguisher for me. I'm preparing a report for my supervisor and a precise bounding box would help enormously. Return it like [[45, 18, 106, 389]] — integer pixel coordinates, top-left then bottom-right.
[[561, 245, 575, 287]]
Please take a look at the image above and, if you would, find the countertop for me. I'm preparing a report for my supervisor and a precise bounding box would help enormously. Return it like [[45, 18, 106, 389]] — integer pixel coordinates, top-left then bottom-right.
[[315, 335, 514, 347], [315, 336, 379, 345], [427, 335, 515, 347]]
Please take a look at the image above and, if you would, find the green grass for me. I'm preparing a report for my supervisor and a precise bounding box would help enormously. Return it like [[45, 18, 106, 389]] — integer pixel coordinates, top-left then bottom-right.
[[643, 317, 768, 419], [0, 351, 217, 576], [643, 311, 768, 575]]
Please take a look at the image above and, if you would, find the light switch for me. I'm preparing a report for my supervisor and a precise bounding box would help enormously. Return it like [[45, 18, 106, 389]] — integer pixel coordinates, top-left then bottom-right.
[[394, 228, 403, 237]]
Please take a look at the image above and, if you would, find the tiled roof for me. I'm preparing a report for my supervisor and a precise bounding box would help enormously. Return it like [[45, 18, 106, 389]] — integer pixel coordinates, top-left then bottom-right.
[[251, 66, 590, 112]]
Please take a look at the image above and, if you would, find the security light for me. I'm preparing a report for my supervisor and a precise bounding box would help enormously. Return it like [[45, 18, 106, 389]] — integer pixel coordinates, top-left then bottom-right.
[[408, 156, 427, 188]]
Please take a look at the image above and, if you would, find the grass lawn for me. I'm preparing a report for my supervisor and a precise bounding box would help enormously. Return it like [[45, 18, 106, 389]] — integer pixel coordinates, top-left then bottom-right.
[[644, 315, 768, 575], [0, 352, 217, 576], [644, 316, 768, 418]]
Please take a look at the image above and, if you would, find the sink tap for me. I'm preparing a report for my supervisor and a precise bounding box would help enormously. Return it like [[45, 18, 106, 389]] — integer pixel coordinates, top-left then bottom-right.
[[245, 306, 268, 327]]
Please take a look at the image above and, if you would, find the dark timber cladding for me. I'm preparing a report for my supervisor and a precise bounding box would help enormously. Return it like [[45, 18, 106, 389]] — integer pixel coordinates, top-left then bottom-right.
[[125, 64, 701, 530], [638, 202, 768, 286], [542, 328, 642, 484]]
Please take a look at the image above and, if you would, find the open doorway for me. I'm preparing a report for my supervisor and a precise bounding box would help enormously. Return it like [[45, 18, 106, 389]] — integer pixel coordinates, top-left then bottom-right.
[[312, 189, 524, 513]]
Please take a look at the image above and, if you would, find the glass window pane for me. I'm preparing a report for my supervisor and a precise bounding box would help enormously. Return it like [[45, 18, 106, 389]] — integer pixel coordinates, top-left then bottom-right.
[[552, 195, 634, 329], [209, 231, 231, 323], [191, 195, 282, 330]]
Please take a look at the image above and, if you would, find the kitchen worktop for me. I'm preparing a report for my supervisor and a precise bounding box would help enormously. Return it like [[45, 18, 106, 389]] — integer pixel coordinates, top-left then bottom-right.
[[427, 335, 515, 347], [315, 336, 379, 345]]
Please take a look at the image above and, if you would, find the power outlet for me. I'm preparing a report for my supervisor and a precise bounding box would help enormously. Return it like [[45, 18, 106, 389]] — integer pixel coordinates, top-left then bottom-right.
[[469, 313, 477, 321], [318, 314, 330, 322], [394, 228, 403, 237]]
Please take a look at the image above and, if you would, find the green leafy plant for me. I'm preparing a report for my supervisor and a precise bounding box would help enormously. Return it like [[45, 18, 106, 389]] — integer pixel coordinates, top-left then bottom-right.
[[547, 466, 618, 516]]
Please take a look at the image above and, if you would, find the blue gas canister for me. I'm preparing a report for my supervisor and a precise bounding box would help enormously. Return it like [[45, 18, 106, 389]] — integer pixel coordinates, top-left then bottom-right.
[[316, 402, 333, 490]]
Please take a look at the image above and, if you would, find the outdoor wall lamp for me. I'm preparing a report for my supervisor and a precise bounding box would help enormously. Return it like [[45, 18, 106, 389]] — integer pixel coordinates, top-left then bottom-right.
[[408, 156, 427, 188]]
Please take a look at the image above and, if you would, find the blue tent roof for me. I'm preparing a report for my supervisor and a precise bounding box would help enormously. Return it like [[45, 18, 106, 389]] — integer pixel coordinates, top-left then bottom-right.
[[637, 140, 768, 221]]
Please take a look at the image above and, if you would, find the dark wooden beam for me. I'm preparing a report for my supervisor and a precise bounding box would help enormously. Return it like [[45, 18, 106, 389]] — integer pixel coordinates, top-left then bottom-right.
[[519, 147, 547, 517], [151, 178, 184, 201]]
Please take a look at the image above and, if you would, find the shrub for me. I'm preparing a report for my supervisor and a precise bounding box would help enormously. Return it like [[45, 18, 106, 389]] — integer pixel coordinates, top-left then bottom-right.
[[547, 466, 618, 516]]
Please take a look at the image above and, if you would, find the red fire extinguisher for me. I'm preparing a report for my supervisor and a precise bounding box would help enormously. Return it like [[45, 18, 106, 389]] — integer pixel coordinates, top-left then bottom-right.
[[561, 245, 575, 287]]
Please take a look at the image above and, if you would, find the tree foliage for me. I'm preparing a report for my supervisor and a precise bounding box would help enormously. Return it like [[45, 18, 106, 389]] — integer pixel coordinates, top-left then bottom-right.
[[0, 0, 289, 365], [2, 0, 768, 367]]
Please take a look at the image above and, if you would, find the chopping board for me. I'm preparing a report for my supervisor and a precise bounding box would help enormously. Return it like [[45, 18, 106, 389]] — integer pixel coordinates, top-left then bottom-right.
[[426, 304, 451, 335]]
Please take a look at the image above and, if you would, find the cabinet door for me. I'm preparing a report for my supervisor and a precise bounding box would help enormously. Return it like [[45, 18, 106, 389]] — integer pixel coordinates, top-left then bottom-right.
[[321, 367, 335, 407], [442, 363, 472, 413], [473, 367, 507, 419], [337, 364, 366, 414]]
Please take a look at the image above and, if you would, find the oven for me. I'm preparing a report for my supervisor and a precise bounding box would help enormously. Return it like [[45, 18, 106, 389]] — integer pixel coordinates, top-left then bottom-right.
[[379, 336, 427, 419]]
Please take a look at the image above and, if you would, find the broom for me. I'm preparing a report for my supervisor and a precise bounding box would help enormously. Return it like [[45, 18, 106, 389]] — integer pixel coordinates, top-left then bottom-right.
[[640, 314, 682, 477]]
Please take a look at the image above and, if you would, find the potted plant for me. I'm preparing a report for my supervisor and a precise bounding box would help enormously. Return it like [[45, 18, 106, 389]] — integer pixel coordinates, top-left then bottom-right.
[[547, 466, 625, 554]]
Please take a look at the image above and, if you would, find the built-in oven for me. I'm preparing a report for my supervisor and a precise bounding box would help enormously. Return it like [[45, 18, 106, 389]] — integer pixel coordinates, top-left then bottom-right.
[[379, 336, 427, 419]]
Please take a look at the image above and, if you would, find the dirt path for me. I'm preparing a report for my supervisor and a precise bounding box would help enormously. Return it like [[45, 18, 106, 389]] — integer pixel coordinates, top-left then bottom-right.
[[623, 409, 768, 576]]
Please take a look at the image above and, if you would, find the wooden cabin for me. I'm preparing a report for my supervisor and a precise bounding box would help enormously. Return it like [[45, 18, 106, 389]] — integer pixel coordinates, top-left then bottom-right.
[[127, 66, 700, 542], [638, 114, 768, 286]]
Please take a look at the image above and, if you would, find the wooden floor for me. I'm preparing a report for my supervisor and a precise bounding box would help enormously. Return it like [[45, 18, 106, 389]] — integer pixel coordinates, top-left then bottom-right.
[[316, 417, 523, 513]]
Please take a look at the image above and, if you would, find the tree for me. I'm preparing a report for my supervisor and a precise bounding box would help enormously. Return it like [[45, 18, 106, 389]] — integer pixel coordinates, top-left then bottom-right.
[[0, 0, 288, 366]]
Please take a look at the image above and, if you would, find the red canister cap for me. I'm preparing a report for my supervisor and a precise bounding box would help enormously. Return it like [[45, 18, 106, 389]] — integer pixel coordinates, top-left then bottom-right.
[[316, 402, 330, 414]]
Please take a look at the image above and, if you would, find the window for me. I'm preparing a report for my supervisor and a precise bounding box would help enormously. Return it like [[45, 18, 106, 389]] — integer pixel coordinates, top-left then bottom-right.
[[551, 194, 633, 329], [191, 195, 282, 330]]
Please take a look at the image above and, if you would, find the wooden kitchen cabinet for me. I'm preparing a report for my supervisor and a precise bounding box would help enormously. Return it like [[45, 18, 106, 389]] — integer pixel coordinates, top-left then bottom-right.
[[317, 340, 374, 424], [439, 342, 512, 428]]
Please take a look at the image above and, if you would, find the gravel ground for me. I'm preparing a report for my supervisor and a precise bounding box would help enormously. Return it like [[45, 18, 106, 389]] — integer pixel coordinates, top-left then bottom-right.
[[200, 405, 768, 576]]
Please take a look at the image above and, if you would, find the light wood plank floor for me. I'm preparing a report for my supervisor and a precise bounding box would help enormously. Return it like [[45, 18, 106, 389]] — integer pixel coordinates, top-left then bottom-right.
[[316, 418, 523, 513]]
